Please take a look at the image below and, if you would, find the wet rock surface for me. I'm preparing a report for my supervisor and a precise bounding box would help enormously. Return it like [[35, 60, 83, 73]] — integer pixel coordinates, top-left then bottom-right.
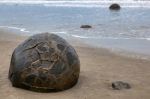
[[109, 4, 121, 10], [9, 33, 80, 92], [112, 81, 131, 90], [80, 25, 92, 29]]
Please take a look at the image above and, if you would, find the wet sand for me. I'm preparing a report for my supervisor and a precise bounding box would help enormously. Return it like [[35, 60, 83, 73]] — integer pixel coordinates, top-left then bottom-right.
[[0, 30, 150, 99]]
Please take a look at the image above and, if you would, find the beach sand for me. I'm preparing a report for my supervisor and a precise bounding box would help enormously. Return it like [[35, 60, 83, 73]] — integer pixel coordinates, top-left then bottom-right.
[[0, 30, 150, 99]]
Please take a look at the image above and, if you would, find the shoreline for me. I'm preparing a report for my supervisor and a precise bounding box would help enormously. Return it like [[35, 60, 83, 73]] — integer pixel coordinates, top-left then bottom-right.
[[78, 38, 150, 60], [1, 27, 150, 60]]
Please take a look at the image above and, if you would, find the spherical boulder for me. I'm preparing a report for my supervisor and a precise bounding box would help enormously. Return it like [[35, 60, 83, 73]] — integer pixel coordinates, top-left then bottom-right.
[[9, 33, 80, 92], [109, 3, 121, 10]]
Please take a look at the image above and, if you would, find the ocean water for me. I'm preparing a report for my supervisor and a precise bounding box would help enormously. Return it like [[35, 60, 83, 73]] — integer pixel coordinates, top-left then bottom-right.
[[0, 1, 150, 56], [0, 0, 150, 7]]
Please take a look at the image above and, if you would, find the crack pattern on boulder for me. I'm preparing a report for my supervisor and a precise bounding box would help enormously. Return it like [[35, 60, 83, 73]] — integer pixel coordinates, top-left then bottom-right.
[[9, 33, 80, 92]]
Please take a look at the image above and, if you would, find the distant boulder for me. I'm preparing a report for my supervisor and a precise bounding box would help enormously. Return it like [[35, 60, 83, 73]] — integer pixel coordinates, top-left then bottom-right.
[[112, 81, 131, 90], [109, 4, 121, 10], [80, 25, 92, 29]]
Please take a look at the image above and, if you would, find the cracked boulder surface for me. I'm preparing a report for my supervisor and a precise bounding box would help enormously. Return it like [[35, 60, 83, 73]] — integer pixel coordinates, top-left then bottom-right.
[[9, 33, 80, 92]]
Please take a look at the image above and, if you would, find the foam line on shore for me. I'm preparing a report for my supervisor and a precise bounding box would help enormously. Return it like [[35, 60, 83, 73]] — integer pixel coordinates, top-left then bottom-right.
[[0, 26, 30, 33], [71, 34, 90, 38], [1, 26, 150, 41], [71, 34, 150, 41], [52, 31, 68, 34]]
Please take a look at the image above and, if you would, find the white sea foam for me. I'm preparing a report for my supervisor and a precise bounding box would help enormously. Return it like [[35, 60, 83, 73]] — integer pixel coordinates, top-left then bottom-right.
[[71, 34, 90, 38], [52, 31, 68, 34], [1, 25, 150, 41], [71, 35, 150, 41], [0, 0, 150, 7], [0, 26, 30, 33], [145, 38, 150, 41]]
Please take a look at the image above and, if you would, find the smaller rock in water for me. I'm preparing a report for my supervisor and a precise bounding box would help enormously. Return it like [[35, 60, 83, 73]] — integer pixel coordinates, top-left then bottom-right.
[[109, 3, 121, 10], [80, 25, 92, 29], [112, 81, 131, 90]]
